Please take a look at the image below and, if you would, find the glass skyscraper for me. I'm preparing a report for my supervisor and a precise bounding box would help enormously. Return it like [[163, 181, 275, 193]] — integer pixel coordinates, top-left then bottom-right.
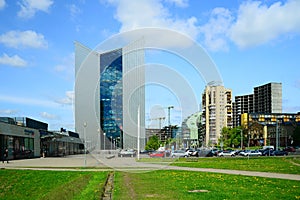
[[75, 41, 145, 150]]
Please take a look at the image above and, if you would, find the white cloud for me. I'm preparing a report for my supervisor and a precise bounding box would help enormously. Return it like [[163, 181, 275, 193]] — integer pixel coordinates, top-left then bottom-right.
[[55, 91, 74, 105], [40, 111, 58, 120], [199, 7, 233, 52], [165, 0, 188, 8], [18, 0, 53, 19], [0, 0, 6, 10], [229, 0, 300, 48], [0, 53, 27, 67], [106, 0, 199, 44], [0, 30, 48, 49], [68, 4, 81, 21], [0, 109, 18, 115]]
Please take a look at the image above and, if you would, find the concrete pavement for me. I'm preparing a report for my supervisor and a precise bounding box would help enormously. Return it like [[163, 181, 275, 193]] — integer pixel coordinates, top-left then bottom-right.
[[2, 154, 300, 181]]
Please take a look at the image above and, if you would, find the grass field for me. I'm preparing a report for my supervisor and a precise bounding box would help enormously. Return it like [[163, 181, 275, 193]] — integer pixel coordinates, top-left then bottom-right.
[[139, 156, 300, 174], [0, 170, 108, 200], [113, 170, 300, 200], [1, 157, 300, 199]]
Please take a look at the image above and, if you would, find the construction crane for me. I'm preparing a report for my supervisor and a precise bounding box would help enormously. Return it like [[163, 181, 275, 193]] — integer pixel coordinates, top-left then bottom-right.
[[165, 106, 174, 126], [148, 117, 166, 129]]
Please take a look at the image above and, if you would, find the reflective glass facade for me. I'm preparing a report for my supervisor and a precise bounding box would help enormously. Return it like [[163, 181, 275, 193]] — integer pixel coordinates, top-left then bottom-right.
[[100, 49, 123, 139]]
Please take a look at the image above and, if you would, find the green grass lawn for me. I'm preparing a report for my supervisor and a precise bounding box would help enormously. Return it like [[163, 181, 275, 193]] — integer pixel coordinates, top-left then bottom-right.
[[140, 156, 300, 174], [113, 170, 300, 200], [171, 157, 300, 174], [1, 156, 300, 200], [0, 170, 108, 200]]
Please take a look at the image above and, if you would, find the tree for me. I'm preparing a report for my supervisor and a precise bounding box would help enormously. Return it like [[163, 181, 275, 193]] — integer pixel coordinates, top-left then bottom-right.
[[145, 135, 160, 150], [220, 127, 243, 148]]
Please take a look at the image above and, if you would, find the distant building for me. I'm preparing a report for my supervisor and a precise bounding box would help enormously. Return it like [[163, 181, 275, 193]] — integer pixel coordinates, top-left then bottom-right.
[[233, 82, 282, 127], [0, 117, 83, 160], [241, 112, 300, 148], [75, 41, 145, 150], [201, 83, 233, 146], [181, 112, 202, 148], [0, 117, 44, 159], [254, 82, 282, 113], [233, 94, 254, 127]]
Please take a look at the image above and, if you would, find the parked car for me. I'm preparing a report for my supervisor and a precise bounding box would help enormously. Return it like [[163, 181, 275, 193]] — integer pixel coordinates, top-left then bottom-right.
[[240, 150, 262, 156], [171, 150, 187, 158], [149, 151, 165, 158], [140, 149, 154, 154], [198, 149, 215, 157], [262, 149, 274, 156], [284, 147, 296, 152], [118, 149, 136, 157], [273, 150, 288, 156], [218, 150, 236, 157], [185, 149, 195, 156]]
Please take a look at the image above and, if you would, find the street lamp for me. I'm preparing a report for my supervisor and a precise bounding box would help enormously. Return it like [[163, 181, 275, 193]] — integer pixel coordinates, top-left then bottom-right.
[[110, 136, 113, 150], [83, 122, 87, 167], [103, 132, 106, 151]]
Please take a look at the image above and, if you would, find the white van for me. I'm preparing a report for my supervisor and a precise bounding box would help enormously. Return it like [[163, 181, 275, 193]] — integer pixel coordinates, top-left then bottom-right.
[[263, 146, 274, 150]]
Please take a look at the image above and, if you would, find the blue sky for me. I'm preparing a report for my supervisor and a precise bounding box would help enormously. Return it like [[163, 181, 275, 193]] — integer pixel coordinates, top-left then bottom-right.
[[0, 0, 299, 131]]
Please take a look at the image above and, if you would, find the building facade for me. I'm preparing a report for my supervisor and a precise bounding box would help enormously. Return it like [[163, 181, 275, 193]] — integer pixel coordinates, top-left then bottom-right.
[[254, 82, 282, 113], [233, 82, 282, 127], [75, 41, 145, 150], [202, 83, 233, 146], [0, 117, 42, 160], [241, 112, 300, 148], [233, 94, 254, 127], [0, 117, 83, 161]]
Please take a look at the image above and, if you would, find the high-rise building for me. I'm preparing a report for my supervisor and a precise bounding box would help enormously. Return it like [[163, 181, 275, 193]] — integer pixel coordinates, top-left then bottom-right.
[[74, 41, 145, 150], [233, 82, 282, 127], [233, 94, 254, 127], [201, 83, 232, 146], [254, 82, 282, 113]]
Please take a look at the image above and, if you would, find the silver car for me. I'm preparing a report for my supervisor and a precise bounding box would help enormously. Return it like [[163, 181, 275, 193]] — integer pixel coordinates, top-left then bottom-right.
[[171, 150, 188, 158], [118, 149, 136, 157]]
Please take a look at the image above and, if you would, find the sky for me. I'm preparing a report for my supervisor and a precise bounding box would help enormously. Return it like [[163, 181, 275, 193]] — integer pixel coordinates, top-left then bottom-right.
[[0, 0, 299, 131]]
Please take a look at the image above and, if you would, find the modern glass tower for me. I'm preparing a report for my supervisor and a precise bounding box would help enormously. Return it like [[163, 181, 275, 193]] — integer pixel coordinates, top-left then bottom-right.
[[74, 41, 145, 150]]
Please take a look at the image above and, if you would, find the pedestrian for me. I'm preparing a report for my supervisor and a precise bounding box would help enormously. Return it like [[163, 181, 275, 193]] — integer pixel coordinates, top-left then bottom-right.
[[3, 148, 8, 163]]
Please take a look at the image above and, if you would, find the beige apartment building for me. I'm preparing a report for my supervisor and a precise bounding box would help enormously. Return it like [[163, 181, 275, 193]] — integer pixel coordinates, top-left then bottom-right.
[[202, 83, 233, 146]]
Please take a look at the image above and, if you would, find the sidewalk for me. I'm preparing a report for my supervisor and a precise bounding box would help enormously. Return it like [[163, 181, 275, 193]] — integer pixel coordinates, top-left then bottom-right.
[[2, 154, 300, 181]]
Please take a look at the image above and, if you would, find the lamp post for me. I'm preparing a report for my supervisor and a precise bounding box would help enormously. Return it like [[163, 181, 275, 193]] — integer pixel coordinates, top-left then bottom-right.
[[83, 122, 87, 167], [103, 132, 106, 151], [110, 136, 113, 150]]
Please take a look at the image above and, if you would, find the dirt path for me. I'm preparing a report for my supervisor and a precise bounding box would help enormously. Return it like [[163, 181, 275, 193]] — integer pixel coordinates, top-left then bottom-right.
[[123, 172, 136, 199]]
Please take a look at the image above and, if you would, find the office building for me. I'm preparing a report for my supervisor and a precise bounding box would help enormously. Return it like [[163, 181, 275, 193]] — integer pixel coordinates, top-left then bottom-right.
[[241, 112, 300, 147], [254, 82, 282, 113], [75, 41, 145, 150], [233, 94, 254, 127], [201, 83, 232, 146], [233, 82, 282, 127]]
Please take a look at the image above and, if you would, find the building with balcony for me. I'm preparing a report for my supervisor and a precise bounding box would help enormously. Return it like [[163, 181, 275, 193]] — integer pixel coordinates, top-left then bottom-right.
[[233, 82, 282, 127], [201, 83, 232, 146]]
